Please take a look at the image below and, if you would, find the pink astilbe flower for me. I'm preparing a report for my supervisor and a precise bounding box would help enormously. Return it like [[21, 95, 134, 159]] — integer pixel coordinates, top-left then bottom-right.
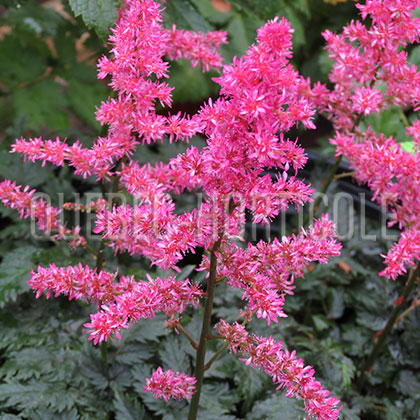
[[11, 0, 226, 180], [144, 367, 196, 401], [28, 263, 202, 345], [216, 320, 341, 420], [29, 264, 119, 302], [0, 179, 85, 247], [318, 0, 420, 279], [320, 0, 420, 131], [63, 198, 109, 213], [380, 229, 420, 279], [207, 215, 342, 325], [96, 0, 225, 146], [84, 274, 203, 344], [165, 25, 227, 71], [351, 86, 384, 115], [12, 136, 121, 180], [332, 128, 420, 279], [84, 6, 341, 411]]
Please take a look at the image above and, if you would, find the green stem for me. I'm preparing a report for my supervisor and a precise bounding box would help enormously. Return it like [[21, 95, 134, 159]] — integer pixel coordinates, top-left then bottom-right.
[[399, 108, 410, 127], [177, 323, 198, 350], [187, 237, 222, 420], [204, 319, 247, 372], [333, 171, 355, 180], [304, 155, 343, 225], [95, 240, 106, 271], [84, 243, 99, 257], [206, 334, 223, 340], [204, 341, 229, 371], [356, 264, 420, 390]]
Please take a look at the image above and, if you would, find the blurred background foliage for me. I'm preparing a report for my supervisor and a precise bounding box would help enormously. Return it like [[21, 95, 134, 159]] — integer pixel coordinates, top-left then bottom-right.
[[0, 0, 420, 419]]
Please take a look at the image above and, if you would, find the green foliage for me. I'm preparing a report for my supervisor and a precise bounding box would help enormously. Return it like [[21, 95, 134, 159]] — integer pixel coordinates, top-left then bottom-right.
[[247, 392, 305, 419], [68, 0, 121, 39], [360, 105, 409, 142], [0, 35, 47, 88], [0, 148, 50, 188], [113, 386, 147, 420], [13, 79, 70, 131], [67, 79, 108, 130], [0, 246, 39, 307], [0, 0, 109, 144], [164, 0, 212, 32]]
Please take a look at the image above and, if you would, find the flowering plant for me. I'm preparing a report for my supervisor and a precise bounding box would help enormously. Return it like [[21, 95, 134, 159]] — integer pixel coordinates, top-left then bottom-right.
[[1, 0, 420, 418], [0, 0, 344, 418]]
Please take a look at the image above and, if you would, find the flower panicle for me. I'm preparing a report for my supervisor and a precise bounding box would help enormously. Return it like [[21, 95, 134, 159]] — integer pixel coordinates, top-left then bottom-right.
[[144, 367, 196, 401], [216, 320, 342, 420], [320, 0, 420, 278], [0, 179, 85, 247]]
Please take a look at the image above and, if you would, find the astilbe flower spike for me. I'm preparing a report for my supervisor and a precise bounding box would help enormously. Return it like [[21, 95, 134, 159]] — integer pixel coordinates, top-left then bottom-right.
[[144, 367, 196, 401], [216, 320, 341, 420], [29, 264, 203, 345], [202, 215, 341, 325], [11, 0, 227, 180], [0, 179, 85, 247]]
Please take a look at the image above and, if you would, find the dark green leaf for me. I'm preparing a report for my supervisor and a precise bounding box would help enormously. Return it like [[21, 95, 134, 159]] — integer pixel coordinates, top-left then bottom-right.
[[246, 391, 305, 419], [113, 386, 147, 420], [0, 246, 39, 307], [234, 362, 267, 412], [163, 0, 212, 31], [67, 79, 108, 130], [0, 35, 47, 88], [200, 382, 238, 417], [0, 149, 51, 188], [361, 106, 408, 142], [158, 334, 190, 371], [408, 45, 420, 67], [68, 0, 120, 39], [327, 288, 345, 319], [283, 5, 305, 48], [397, 370, 420, 396], [312, 314, 334, 332], [12, 79, 69, 131], [5, 2, 64, 37], [385, 402, 404, 420]]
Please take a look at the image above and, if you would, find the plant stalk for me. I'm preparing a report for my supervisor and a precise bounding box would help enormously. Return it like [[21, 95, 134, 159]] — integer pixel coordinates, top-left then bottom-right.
[[187, 237, 222, 420], [304, 155, 342, 225], [356, 264, 420, 390], [315, 155, 343, 211], [177, 323, 198, 350], [204, 341, 229, 371]]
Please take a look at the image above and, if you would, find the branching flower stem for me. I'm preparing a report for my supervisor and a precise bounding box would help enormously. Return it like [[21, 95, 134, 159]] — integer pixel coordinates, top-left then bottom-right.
[[204, 341, 229, 371], [356, 264, 420, 390], [178, 323, 198, 350], [187, 236, 222, 420], [305, 114, 363, 225], [303, 155, 343, 226], [204, 319, 248, 371], [333, 171, 355, 180]]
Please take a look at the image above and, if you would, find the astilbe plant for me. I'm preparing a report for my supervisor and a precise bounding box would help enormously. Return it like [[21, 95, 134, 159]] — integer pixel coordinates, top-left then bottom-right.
[[0, 0, 343, 418], [314, 0, 420, 387], [318, 0, 420, 278]]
